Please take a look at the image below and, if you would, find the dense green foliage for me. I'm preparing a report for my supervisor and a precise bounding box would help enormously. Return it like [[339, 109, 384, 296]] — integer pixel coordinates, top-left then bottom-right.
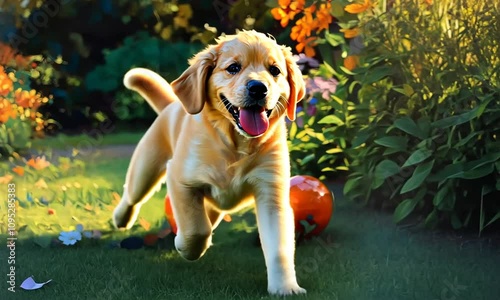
[[289, 0, 500, 232], [85, 31, 203, 121]]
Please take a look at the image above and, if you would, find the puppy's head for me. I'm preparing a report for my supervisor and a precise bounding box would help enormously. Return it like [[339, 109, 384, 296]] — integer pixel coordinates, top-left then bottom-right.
[[172, 30, 305, 138]]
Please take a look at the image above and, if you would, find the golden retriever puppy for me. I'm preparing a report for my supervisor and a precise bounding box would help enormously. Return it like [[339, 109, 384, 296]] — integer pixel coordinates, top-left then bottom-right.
[[113, 30, 306, 295]]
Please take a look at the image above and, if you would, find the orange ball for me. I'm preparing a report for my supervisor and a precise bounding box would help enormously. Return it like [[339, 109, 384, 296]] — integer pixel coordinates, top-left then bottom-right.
[[164, 194, 178, 235], [289, 175, 334, 239]]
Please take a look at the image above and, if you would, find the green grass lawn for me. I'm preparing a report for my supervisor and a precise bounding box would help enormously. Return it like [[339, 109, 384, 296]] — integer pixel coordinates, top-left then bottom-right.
[[31, 132, 144, 152], [1, 133, 499, 300]]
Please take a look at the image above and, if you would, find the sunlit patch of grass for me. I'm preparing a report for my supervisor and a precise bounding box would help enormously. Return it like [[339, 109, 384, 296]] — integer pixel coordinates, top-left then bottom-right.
[[1, 157, 166, 241]]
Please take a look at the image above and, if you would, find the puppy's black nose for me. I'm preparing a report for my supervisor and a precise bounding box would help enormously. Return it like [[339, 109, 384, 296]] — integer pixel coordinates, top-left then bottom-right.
[[246, 80, 268, 102]]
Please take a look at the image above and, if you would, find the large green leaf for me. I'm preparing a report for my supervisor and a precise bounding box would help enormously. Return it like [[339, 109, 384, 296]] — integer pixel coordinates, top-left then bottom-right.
[[324, 32, 345, 47], [374, 136, 408, 149], [454, 164, 495, 180], [463, 152, 500, 171], [433, 185, 455, 211], [318, 115, 345, 125], [394, 117, 425, 139], [432, 152, 500, 181], [393, 198, 419, 223], [361, 65, 393, 84], [374, 160, 400, 179], [372, 160, 400, 189], [431, 95, 493, 128], [344, 176, 363, 195], [402, 149, 433, 167], [351, 129, 370, 148], [454, 132, 479, 148], [428, 162, 465, 182], [400, 160, 435, 194], [424, 209, 439, 228], [394, 188, 426, 223]]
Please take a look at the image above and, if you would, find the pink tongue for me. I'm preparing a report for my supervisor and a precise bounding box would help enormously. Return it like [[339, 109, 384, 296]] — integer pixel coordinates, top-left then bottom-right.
[[239, 107, 269, 136]]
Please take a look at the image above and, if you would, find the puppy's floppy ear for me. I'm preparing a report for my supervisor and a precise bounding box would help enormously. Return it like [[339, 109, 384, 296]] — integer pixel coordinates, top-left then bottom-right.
[[171, 45, 217, 114], [282, 46, 306, 121]]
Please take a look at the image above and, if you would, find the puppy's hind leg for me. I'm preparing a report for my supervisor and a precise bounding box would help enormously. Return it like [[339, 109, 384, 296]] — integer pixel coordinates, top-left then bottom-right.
[[113, 117, 171, 229]]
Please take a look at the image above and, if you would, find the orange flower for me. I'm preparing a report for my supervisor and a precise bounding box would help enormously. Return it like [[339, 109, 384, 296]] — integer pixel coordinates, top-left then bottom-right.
[[344, 55, 360, 71], [271, 0, 305, 27], [14, 88, 47, 110], [340, 27, 360, 38], [345, 0, 372, 14], [27, 156, 51, 170], [0, 66, 14, 97], [12, 166, 24, 176], [0, 98, 17, 123], [296, 36, 318, 57], [315, 3, 333, 31], [290, 4, 316, 42]]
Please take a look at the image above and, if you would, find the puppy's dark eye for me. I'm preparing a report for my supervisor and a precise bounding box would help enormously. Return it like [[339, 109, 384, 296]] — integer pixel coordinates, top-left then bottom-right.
[[269, 65, 281, 77], [226, 63, 241, 75]]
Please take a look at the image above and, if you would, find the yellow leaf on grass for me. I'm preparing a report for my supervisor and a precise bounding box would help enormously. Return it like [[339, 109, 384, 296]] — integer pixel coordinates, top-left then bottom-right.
[[139, 218, 151, 231], [0, 174, 13, 184], [84, 203, 93, 211], [35, 178, 48, 189], [112, 192, 121, 204]]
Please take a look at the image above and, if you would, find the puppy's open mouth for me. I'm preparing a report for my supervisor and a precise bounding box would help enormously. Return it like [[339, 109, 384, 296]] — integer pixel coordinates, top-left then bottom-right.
[[221, 94, 272, 137]]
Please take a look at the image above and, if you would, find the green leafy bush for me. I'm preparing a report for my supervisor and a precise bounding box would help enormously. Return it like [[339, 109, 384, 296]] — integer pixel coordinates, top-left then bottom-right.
[[282, 0, 500, 233], [85, 31, 203, 121], [339, 0, 500, 233]]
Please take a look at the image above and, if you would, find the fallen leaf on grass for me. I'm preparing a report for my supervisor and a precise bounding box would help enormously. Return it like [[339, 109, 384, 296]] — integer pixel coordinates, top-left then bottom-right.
[[20, 276, 52, 290], [84, 203, 93, 211], [111, 192, 121, 204], [35, 178, 48, 189], [0, 174, 13, 184], [139, 217, 151, 231]]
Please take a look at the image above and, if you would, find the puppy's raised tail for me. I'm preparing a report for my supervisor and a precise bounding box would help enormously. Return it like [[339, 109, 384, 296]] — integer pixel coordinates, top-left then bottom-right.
[[124, 68, 180, 114]]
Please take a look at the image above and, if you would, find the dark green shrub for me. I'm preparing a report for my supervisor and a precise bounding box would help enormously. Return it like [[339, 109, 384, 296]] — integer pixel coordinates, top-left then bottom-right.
[[340, 0, 500, 233], [85, 31, 203, 121], [284, 0, 499, 233]]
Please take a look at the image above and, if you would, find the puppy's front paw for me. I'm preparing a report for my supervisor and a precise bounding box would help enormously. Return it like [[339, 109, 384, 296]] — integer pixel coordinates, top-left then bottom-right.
[[174, 232, 212, 261], [268, 283, 307, 296]]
